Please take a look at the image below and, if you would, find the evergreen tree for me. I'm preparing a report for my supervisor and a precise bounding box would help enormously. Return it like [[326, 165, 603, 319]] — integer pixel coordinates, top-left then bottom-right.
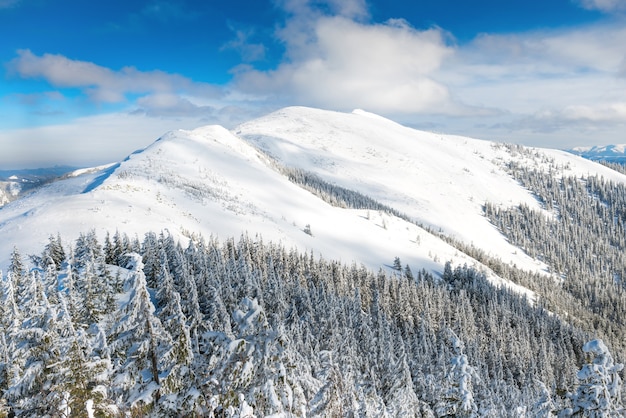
[[435, 331, 478, 417], [5, 270, 61, 416], [570, 339, 624, 417], [108, 254, 173, 413], [41, 233, 66, 271]]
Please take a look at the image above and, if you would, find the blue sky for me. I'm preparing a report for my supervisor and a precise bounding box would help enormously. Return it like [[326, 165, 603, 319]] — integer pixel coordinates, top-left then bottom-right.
[[1, 0, 626, 168]]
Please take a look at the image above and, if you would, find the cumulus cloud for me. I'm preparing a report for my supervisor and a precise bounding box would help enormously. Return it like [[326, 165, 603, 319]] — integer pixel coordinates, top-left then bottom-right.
[[7, 49, 222, 103], [576, 0, 626, 13], [233, 4, 469, 116]]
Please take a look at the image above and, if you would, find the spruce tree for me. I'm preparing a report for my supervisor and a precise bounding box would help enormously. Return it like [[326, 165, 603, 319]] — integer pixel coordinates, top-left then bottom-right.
[[108, 254, 173, 413]]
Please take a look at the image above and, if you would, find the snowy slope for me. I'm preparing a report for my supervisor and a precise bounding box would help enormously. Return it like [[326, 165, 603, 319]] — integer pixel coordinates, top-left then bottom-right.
[[2, 106, 626, 299], [0, 123, 481, 284], [237, 107, 626, 273]]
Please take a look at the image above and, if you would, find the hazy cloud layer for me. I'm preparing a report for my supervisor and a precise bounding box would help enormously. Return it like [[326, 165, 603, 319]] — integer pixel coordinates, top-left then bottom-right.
[[7, 49, 221, 104], [576, 0, 626, 13], [0, 0, 19, 8], [221, 24, 267, 62], [443, 23, 626, 137], [0, 105, 268, 169]]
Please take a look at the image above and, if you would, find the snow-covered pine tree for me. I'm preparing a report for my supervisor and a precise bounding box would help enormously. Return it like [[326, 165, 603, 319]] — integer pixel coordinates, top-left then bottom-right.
[[569, 339, 624, 417], [205, 297, 295, 416], [152, 249, 201, 415], [435, 331, 478, 418], [52, 295, 116, 417], [0, 269, 20, 402], [309, 350, 346, 417], [42, 234, 65, 271], [5, 269, 62, 416], [385, 334, 422, 417], [108, 253, 173, 414], [530, 379, 557, 418], [141, 231, 161, 288]]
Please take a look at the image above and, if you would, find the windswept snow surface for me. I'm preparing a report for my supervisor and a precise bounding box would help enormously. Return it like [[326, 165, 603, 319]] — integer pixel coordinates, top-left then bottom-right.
[[2, 106, 626, 301]]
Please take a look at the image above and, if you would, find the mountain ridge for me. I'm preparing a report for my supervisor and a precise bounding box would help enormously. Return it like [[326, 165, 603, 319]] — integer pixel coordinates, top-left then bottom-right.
[[1, 106, 625, 287]]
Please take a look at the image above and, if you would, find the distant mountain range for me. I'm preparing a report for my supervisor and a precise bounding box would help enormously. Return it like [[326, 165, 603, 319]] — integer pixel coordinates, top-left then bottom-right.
[[0, 165, 78, 207], [568, 144, 626, 162]]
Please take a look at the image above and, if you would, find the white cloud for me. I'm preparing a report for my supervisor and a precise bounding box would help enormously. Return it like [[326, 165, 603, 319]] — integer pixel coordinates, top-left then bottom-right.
[[432, 22, 626, 146], [233, 14, 468, 115], [459, 25, 626, 77], [0, 108, 265, 169], [275, 0, 369, 20], [559, 103, 626, 123], [576, 0, 626, 13], [0, 113, 178, 169], [510, 103, 626, 134], [7, 50, 222, 103]]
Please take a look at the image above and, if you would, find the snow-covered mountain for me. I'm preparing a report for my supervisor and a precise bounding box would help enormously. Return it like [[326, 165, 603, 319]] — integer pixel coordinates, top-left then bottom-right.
[[0, 106, 624, 284], [569, 144, 626, 162], [4, 106, 626, 417]]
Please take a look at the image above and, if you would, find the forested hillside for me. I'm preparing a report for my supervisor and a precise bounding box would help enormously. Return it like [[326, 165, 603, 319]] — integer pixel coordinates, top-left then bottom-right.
[[484, 146, 626, 356], [0, 230, 623, 417]]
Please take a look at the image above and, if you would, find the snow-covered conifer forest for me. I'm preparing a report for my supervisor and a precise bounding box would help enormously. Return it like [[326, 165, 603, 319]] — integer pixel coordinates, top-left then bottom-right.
[[1, 231, 624, 417], [1, 107, 626, 416]]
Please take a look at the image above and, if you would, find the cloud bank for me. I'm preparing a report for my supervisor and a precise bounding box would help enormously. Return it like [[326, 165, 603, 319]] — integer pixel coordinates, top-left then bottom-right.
[[7, 49, 221, 115], [443, 23, 626, 143]]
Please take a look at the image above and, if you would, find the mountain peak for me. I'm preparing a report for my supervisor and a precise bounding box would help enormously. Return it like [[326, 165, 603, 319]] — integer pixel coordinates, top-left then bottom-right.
[[3, 106, 626, 280]]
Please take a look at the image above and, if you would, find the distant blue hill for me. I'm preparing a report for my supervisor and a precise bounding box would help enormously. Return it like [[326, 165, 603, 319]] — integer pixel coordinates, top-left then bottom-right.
[[568, 144, 626, 164], [0, 165, 79, 182]]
